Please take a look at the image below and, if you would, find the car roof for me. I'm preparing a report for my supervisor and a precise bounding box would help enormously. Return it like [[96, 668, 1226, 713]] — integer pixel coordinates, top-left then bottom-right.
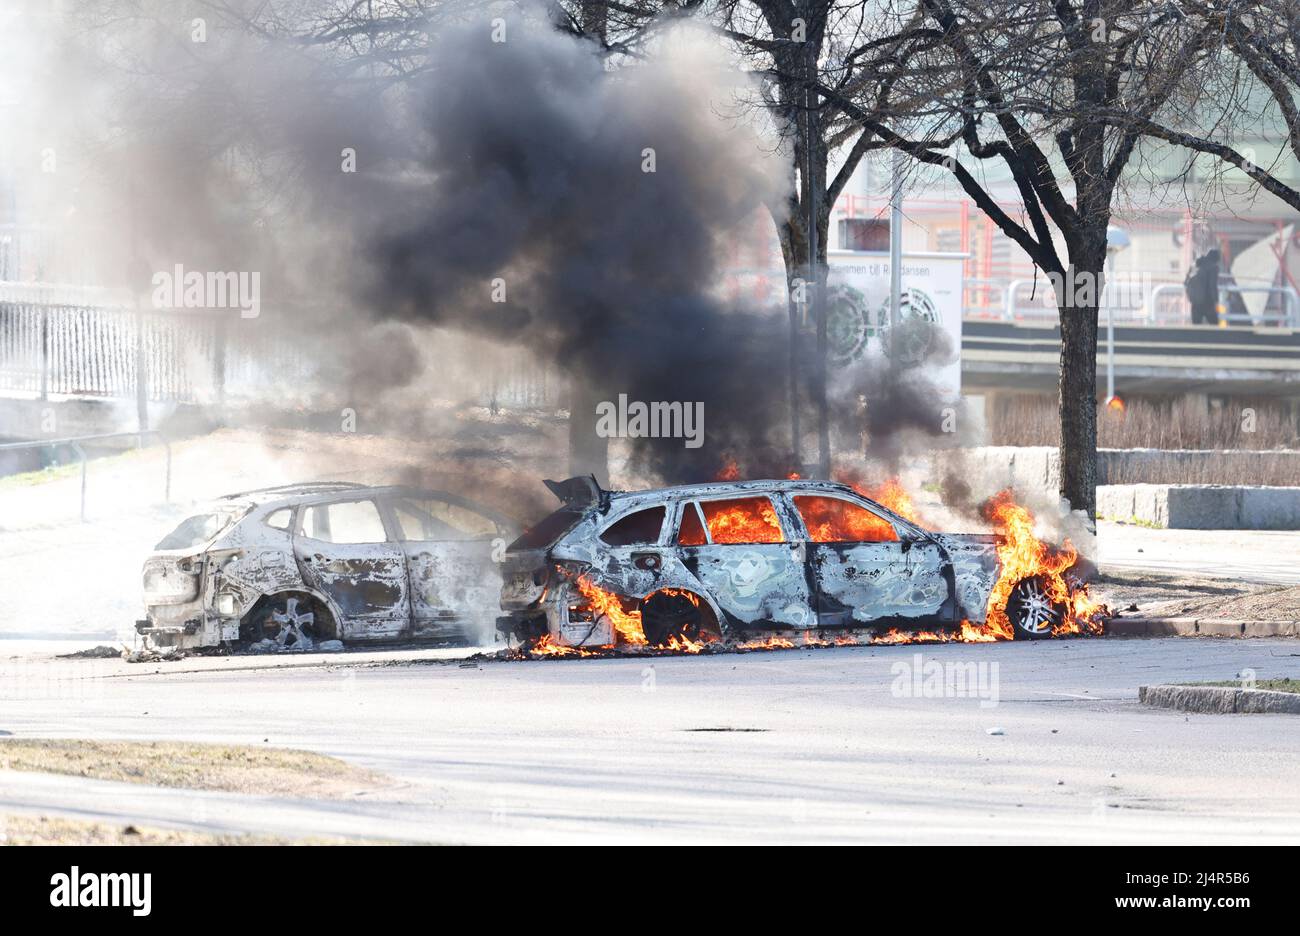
[[212, 483, 515, 526], [597, 478, 922, 535], [608, 478, 861, 505], [216, 482, 371, 505]]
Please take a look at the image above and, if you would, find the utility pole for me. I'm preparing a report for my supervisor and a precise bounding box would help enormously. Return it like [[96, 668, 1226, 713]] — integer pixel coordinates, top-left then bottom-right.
[[889, 149, 903, 371], [130, 176, 149, 435]]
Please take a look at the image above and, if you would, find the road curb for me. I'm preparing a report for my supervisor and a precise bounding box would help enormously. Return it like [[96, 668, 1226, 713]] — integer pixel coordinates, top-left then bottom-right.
[[1139, 684, 1300, 714], [1105, 617, 1299, 638]]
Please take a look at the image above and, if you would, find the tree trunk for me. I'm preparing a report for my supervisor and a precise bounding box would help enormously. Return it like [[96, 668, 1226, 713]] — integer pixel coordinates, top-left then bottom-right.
[[1056, 247, 1104, 522]]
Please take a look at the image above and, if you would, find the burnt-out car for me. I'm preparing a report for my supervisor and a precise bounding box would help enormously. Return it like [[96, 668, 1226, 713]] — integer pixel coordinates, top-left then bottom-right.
[[137, 482, 515, 652], [498, 476, 1073, 647]]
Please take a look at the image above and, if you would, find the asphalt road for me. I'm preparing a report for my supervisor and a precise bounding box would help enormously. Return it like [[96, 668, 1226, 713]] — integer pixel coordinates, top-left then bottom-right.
[[3, 636, 1300, 844]]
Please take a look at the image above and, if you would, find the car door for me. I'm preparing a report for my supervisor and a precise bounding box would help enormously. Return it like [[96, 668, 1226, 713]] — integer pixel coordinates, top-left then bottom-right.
[[293, 497, 411, 638], [676, 494, 815, 630], [588, 503, 671, 595], [385, 493, 506, 643], [787, 492, 948, 626]]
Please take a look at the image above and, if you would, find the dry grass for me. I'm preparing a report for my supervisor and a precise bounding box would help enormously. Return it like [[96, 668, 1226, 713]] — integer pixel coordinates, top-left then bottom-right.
[[1098, 450, 1300, 485], [989, 395, 1300, 484], [0, 739, 390, 798], [990, 395, 1300, 450], [0, 813, 351, 845]]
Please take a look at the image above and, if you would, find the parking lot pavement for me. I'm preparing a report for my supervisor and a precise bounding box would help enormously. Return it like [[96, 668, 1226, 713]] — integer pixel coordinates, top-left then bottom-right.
[[3, 637, 1299, 844], [1097, 521, 1300, 585]]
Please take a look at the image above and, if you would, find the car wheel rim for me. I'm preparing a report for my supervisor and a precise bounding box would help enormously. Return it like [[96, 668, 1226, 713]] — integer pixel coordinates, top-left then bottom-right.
[[1018, 580, 1059, 634], [269, 597, 315, 647]]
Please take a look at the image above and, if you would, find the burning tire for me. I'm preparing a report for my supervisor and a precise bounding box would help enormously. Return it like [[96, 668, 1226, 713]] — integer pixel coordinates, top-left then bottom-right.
[[1005, 575, 1064, 640], [640, 589, 719, 647], [239, 593, 336, 649]]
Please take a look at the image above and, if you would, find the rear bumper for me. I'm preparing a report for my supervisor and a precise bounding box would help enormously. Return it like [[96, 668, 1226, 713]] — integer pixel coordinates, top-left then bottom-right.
[[496, 612, 548, 643], [135, 619, 200, 636], [135, 611, 237, 650]]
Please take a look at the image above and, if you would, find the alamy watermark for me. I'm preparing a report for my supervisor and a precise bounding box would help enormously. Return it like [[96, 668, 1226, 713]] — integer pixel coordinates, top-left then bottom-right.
[[50, 867, 151, 916], [890, 652, 1000, 708], [595, 394, 704, 449], [151, 264, 260, 318], [1035, 269, 1153, 312]]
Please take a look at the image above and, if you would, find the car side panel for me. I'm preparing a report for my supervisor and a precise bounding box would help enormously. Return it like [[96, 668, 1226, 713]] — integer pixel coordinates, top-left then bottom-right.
[[930, 533, 1000, 622], [681, 543, 815, 629], [403, 538, 501, 642], [809, 541, 949, 624]]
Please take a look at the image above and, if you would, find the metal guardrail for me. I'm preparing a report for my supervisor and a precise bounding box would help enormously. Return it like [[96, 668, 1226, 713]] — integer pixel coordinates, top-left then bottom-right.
[[0, 431, 170, 522]]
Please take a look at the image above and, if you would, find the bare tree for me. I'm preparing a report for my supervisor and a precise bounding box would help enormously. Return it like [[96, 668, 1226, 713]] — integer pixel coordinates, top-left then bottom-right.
[[1105, 0, 1300, 213], [804, 0, 1217, 519]]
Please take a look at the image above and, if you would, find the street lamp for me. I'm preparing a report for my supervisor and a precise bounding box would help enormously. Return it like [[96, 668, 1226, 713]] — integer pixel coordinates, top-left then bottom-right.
[[1104, 225, 1130, 406]]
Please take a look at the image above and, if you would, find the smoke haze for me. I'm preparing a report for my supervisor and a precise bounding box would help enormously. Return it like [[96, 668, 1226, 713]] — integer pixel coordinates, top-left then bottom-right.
[[2, 0, 963, 488]]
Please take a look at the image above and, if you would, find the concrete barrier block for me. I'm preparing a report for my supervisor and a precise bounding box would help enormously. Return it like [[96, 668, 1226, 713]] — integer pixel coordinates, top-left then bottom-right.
[[1101, 484, 1300, 530], [1243, 621, 1300, 638], [1165, 485, 1242, 529], [1197, 619, 1246, 637], [1096, 485, 1136, 521], [1140, 684, 1300, 714], [1141, 617, 1198, 636], [1239, 488, 1300, 531], [1140, 684, 1240, 713], [1101, 618, 1148, 636]]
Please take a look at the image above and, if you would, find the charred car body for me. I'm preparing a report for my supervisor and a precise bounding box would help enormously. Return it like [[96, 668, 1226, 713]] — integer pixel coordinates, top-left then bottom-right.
[[498, 476, 1071, 647], [137, 482, 515, 651]]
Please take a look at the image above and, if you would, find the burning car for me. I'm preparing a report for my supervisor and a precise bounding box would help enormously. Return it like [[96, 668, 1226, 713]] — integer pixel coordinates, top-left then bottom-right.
[[137, 482, 515, 652], [497, 476, 1103, 650]]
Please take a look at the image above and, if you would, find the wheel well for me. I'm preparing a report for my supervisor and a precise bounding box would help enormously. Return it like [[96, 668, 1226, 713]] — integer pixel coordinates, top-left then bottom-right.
[[639, 588, 722, 640], [242, 590, 339, 640]]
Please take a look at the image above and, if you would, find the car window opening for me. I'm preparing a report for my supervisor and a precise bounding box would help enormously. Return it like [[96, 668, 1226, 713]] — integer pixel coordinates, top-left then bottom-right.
[[300, 500, 388, 544], [392, 497, 496, 541], [154, 512, 236, 551], [699, 497, 785, 544], [677, 502, 708, 546], [600, 506, 666, 546], [794, 495, 898, 543], [509, 507, 584, 551]]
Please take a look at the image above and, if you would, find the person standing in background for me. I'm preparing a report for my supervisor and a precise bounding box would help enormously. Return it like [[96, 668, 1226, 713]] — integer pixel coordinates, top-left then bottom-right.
[[1185, 248, 1221, 325]]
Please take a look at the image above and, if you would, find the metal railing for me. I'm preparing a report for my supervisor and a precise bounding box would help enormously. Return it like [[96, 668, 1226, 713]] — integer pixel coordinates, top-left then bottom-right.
[[0, 296, 558, 410], [0, 431, 170, 522], [1000, 279, 1300, 326], [1149, 283, 1300, 327]]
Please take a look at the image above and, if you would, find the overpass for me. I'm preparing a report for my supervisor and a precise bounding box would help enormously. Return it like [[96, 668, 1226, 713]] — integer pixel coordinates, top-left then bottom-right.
[[962, 319, 1300, 398]]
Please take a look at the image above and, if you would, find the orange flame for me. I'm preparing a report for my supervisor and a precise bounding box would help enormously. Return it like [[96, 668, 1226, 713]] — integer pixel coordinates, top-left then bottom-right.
[[979, 490, 1107, 638], [835, 472, 923, 525], [542, 577, 717, 654], [700, 498, 784, 544], [528, 634, 595, 657], [737, 635, 796, 650], [574, 576, 647, 646], [796, 494, 899, 543]]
